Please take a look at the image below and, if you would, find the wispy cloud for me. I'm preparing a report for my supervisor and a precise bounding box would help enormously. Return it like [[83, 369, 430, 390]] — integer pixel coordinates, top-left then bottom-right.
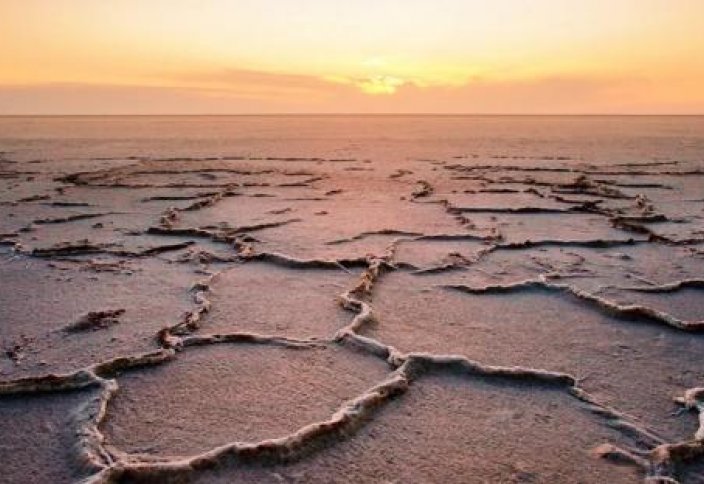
[[324, 75, 415, 95], [172, 69, 344, 100], [172, 68, 424, 97], [0, 71, 701, 114]]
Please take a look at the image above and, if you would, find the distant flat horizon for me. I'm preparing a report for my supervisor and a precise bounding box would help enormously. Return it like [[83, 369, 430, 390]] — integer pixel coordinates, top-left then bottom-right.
[[2, 113, 704, 117]]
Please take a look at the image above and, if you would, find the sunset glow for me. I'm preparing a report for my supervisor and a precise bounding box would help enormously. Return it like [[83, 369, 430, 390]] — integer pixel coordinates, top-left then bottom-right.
[[1, 0, 703, 113]]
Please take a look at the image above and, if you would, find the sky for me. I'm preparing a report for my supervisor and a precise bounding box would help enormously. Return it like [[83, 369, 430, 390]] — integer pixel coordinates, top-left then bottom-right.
[[1, 0, 703, 114]]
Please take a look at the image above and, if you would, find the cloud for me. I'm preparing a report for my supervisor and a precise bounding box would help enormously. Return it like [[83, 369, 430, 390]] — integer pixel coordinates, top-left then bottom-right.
[[0, 72, 701, 114], [325, 75, 412, 95], [344, 75, 704, 114], [349, 76, 410, 95], [172, 68, 345, 100], [0, 83, 294, 115], [174, 68, 418, 97]]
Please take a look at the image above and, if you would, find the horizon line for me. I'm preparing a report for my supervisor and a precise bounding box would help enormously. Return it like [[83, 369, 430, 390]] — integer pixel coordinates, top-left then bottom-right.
[[1, 113, 704, 117]]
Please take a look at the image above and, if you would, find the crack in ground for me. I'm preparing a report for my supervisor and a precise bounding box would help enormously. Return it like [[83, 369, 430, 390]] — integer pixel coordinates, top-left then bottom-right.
[[1, 154, 703, 483]]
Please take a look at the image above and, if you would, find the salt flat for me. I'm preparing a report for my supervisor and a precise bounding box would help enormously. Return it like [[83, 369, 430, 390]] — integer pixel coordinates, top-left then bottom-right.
[[0, 115, 703, 483]]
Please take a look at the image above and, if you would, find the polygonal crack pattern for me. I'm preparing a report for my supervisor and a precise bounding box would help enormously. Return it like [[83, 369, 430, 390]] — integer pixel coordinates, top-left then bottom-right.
[[191, 374, 641, 484], [1, 124, 704, 483], [101, 343, 389, 457]]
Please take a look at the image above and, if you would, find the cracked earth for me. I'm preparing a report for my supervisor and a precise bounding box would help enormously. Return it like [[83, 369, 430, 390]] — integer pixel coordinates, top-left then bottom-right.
[[1, 116, 703, 483]]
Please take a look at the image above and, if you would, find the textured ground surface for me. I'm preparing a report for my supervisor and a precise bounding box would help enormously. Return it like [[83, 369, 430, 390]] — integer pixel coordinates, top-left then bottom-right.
[[1, 116, 704, 483]]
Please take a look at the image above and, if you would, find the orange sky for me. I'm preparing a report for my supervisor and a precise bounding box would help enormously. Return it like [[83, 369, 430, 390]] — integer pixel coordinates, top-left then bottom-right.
[[1, 0, 703, 114]]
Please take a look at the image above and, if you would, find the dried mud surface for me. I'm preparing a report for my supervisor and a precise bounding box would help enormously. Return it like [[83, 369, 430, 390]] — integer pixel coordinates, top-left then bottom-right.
[[1, 117, 704, 483]]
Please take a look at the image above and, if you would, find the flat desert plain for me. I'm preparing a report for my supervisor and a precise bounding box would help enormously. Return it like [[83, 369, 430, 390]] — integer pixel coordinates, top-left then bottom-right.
[[1, 116, 703, 483]]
